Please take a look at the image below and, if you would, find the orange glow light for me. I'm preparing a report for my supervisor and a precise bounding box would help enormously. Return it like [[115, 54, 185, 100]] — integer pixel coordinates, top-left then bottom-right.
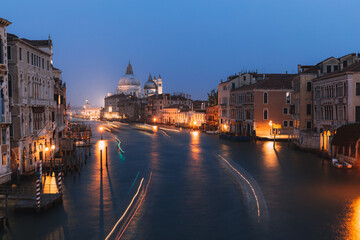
[[51, 145, 55, 150], [99, 126, 104, 132], [153, 118, 157, 122], [152, 126, 158, 131]]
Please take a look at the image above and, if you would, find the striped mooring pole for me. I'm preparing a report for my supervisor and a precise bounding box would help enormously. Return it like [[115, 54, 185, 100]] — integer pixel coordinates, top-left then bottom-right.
[[36, 171, 41, 209], [58, 164, 62, 194]]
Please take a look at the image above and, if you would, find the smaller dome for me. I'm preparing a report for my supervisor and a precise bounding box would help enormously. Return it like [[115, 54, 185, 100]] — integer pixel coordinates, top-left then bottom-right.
[[144, 80, 156, 90]]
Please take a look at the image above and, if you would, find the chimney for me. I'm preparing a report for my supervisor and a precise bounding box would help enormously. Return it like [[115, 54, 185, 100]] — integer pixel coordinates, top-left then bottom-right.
[[297, 64, 301, 73], [340, 62, 344, 71], [317, 69, 321, 77]]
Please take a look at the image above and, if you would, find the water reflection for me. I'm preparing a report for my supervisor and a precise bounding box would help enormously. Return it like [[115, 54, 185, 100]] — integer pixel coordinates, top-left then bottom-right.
[[190, 131, 201, 161], [262, 141, 280, 169], [343, 198, 360, 240], [43, 172, 59, 194]]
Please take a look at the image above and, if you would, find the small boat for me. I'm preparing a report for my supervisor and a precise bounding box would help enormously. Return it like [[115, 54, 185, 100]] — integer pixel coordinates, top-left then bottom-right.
[[343, 161, 353, 169], [331, 158, 343, 169]]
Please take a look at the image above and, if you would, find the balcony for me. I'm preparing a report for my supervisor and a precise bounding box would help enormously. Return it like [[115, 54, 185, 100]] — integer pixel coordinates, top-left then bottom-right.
[[28, 98, 57, 107], [0, 114, 11, 124]]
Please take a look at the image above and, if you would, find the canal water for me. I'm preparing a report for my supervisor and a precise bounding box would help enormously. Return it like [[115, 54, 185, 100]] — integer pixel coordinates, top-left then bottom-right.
[[2, 121, 360, 240]]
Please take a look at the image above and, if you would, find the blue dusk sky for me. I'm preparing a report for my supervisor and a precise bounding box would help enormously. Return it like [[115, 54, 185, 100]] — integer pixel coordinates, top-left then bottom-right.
[[2, 0, 360, 107]]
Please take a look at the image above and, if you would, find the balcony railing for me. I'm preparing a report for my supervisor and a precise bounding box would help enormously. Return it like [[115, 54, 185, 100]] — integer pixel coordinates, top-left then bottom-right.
[[0, 114, 11, 124]]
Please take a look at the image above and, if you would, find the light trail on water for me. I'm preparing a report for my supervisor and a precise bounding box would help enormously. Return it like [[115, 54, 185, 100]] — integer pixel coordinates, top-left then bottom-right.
[[116, 172, 152, 240], [218, 155, 261, 221], [105, 178, 144, 240]]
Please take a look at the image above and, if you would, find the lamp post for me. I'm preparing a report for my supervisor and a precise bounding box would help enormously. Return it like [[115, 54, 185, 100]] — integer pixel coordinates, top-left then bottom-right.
[[99, 126, 104, 140], [51, 145, 55, 167], [269, 121, 275, 149]]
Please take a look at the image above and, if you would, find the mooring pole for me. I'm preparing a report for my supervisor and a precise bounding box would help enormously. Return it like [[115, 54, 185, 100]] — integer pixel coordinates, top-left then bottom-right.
[[100, 149, 103, 171], [106, 147, 108, 167]]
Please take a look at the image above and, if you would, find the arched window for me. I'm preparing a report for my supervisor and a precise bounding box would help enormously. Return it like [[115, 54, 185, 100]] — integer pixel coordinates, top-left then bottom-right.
[[263, 109, 268, 120], [263, 92, 268, 104]]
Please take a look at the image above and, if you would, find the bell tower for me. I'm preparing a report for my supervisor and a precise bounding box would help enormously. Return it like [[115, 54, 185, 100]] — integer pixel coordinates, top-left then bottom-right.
[[157, 74, 163, 94]]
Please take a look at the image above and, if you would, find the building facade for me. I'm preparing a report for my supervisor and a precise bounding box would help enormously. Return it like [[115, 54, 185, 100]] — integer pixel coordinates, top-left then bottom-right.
[[230, 74, 295, 138], [313, 61, 360, 154], [0, 18, 12, 183], [8, 33, 57, 173]]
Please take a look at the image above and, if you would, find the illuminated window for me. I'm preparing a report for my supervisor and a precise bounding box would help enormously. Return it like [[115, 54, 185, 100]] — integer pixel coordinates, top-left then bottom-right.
[[286, 92, 291, 104], [2, 153, 6, 165]]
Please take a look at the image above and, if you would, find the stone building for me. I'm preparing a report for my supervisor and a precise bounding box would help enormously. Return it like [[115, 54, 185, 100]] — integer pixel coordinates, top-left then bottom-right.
[[292, 53, 359, 150], [230, 74, 295, 138], [0, 18, 12, 183], [145, 93, 192, 123], [53, 66, 67, 146], [7, 33, 57, 174], [313, 60, 360, 154], [104, 94, 143, 122], [217, 72, 259, 132]]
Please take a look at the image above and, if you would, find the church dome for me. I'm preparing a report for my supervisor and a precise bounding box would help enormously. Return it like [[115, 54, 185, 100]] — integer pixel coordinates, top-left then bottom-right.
[[118, 62, 140, 87], [144, 73, 157, 90]]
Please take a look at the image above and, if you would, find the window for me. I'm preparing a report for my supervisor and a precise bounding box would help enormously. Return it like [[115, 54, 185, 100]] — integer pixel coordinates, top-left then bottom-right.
[[19, 47, 22, 61], [27, 51, 30, 63], [47, 60, 49, 70], [306, 121, 311, 129], [231, 83, 235, 90], [8, 74, 12, 98], [42, 58, 44, 69], [243, 76, 246, 81], [263, 92, 268, 104], [343, 61, 348, 68], [283, 108, 288, 114], [7, 46, 11, 60], [327, 65, 331, 73], [31, 53, 33, 65], [334, 65, 338, 71], [306, 104, 311, 115], [263, 109, 268, 120], [289, 121, 294, 127], [1, 129, 6, 144], [2, 153, 6, 166], [0, 37, 3, 64], [286, 92, 290, 104], [307, 82, 312, 92], [283, 121, 288, 127], [356, 83, 360, 96]]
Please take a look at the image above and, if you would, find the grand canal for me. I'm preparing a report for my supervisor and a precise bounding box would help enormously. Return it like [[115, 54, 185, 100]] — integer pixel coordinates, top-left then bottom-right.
[[2, 121, 360, 240]]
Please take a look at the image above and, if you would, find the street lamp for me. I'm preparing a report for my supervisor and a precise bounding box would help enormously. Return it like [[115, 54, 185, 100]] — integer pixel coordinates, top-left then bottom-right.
[[45, 147, 49, 161], [153, 117, 157, 123], [269, 121, 275, 149], [99, 126, 104, 140]]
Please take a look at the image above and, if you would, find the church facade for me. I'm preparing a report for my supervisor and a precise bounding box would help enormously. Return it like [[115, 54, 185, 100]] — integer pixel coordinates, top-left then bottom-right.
[[102, 62, 164, 122]]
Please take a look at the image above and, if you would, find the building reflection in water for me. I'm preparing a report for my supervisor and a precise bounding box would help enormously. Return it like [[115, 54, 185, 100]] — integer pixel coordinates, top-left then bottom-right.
[[343, 197, 360, 240]]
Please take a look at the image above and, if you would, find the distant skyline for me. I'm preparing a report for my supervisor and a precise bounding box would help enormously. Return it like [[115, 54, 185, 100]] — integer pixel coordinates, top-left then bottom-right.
[[2, 0, 360, 107]]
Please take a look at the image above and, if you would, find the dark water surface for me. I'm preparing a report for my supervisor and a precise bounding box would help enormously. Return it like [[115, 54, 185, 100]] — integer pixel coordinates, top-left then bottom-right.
[[2, 121, 360, 240]]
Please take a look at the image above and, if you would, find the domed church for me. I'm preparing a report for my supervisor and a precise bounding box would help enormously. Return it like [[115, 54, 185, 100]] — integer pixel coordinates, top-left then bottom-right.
[[116, 61, 163, 98], [117, 61, 141, 97], [144, 73, 162, 97]]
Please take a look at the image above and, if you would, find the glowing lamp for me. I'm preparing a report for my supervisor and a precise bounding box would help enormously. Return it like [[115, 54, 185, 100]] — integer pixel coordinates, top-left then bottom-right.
[[51, 145, 55, 150], [45, 147, 49, 152]]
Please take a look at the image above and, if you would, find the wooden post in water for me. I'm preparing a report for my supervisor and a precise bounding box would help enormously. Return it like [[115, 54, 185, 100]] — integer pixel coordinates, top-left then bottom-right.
[[4, 193, 8, 226], [100, 149, 103, 171], [106, 147, 108, 167]]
